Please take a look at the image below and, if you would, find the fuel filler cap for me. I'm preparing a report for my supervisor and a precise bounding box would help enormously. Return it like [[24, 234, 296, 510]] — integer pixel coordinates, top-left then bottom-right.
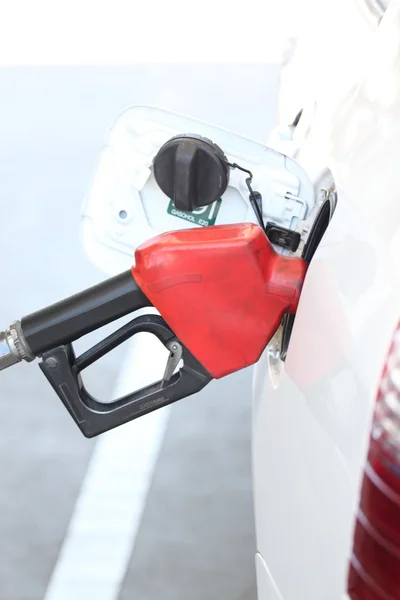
[[153, 134, 229, 212]]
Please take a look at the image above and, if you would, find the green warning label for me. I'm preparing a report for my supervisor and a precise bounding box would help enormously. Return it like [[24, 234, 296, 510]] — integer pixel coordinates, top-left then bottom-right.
[[167, 198, 222, 227]]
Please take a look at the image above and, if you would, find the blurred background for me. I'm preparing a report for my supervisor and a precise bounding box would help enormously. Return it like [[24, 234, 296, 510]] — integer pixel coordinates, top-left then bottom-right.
[[0, 65, 281, 600]]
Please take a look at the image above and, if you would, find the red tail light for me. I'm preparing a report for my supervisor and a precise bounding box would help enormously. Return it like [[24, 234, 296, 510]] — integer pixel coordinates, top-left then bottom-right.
[[348, 324, 400, 599]]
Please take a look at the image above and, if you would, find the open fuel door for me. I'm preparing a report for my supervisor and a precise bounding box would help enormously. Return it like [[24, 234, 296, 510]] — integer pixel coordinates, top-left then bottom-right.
[[81, 106, 316, 275]]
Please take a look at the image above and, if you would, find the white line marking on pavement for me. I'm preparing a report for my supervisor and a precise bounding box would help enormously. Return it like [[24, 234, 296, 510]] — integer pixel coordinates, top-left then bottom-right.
[[44, 334, 170, 600]]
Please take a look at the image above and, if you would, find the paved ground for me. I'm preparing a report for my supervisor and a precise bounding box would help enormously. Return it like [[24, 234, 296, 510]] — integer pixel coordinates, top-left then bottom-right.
[[0, 66, 279, 600]]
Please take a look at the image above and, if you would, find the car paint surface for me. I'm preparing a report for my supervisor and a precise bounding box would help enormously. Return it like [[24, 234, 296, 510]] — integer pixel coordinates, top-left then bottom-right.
[[253, 1, 400, 597]]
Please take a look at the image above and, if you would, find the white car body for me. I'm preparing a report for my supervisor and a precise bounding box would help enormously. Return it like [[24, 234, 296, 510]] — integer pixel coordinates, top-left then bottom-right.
[[253, 0, 400, 598]]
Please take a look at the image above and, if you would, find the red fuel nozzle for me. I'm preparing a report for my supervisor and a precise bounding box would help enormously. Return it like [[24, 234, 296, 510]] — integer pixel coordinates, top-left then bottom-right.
[[0, 222, 307, 437], [132, 223, 307, 379]]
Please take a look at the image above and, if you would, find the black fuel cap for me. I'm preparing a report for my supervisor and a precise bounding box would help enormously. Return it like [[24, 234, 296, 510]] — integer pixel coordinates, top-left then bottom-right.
[[153, 134, 229, 212]]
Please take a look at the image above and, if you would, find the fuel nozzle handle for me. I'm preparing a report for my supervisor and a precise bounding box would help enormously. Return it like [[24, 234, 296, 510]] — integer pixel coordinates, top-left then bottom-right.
[[0, 270, 151, 372]]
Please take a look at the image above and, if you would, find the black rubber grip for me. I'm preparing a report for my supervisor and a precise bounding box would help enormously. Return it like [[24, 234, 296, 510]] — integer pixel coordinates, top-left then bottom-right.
[[21, 270, 151, 356]]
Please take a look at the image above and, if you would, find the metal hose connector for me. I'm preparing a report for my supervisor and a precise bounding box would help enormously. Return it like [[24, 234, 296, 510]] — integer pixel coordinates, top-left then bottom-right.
[[0, 321, 35, 371]]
